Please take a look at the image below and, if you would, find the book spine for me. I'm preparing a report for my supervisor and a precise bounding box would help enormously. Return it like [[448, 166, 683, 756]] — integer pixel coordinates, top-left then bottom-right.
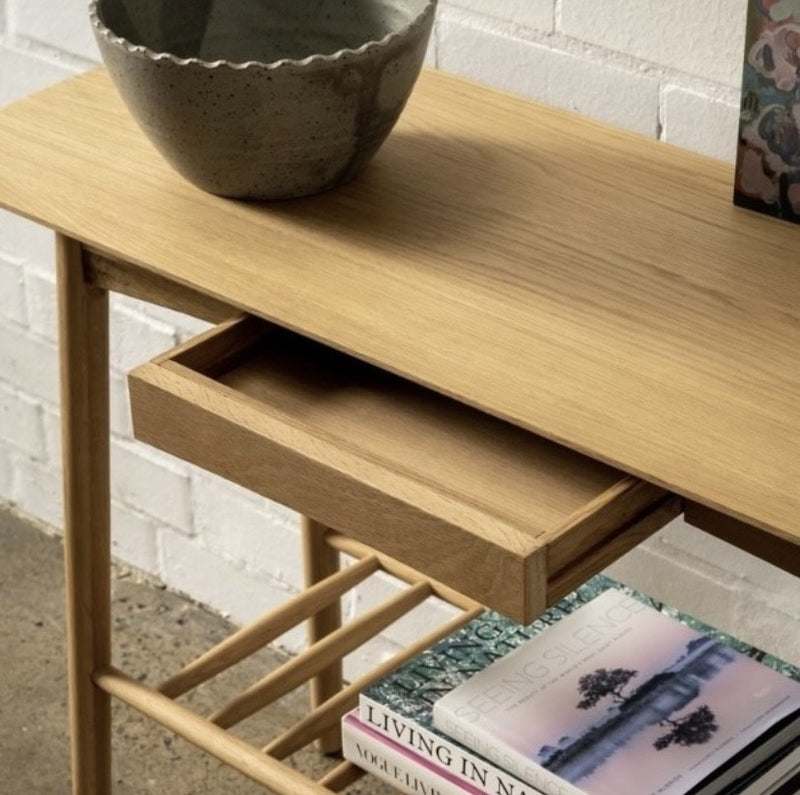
[[342, 711, 481, 795], [432, 701, 586, 795], [360, 695, 548, 795]]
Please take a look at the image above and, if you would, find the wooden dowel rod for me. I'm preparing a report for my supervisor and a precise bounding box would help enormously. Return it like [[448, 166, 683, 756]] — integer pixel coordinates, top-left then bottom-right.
[[211, 580, 433, 729], [325, 532, 483, 612], [263, 603, 485, 759], [317, 760, 366, 791], [303, 517, 344, 754], [159, 554, 380, 698], [93, 666, 333, 795]]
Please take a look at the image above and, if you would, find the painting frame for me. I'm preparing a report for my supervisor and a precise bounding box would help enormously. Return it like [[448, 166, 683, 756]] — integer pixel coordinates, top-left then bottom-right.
[[734, 0, 800, 223]]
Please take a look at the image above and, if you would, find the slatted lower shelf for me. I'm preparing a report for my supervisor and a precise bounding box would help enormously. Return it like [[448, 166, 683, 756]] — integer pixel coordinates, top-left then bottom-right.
[[96, 531, 483, 793]]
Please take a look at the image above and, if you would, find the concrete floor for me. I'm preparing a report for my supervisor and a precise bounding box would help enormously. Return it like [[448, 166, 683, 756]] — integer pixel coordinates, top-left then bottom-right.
[[0, 506, 394, 795]]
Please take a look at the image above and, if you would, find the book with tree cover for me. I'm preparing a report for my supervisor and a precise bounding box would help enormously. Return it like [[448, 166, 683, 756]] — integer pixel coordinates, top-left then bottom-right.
[[361, 575, 799, 795], [432, 588, 800, 795]]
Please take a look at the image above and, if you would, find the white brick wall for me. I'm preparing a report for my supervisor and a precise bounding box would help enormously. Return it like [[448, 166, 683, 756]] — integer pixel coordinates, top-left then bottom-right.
[[559, 0, 745, 86], [0, 256, 25, 325], [1, 0, 797, 676]]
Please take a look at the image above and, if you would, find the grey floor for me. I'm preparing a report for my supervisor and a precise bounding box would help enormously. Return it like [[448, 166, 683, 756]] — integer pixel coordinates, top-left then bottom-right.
[[0, 506, 394, 795]]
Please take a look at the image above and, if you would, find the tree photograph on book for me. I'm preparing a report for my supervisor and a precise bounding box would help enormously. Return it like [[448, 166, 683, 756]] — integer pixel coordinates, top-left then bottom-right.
[[652, 705, 717, 751], [576, 669, 719, 752], [575, 667, 638, 710], [537, 637, 735, 784], [433, 589, 800, 795]]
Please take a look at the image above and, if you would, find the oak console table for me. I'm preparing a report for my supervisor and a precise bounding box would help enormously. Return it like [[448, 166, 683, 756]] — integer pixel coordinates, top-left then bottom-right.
[[0, 68, 798, 794]]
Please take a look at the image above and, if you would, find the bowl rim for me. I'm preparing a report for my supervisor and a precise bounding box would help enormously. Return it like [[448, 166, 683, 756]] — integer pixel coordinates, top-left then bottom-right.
[[88, 0, 437, 71]]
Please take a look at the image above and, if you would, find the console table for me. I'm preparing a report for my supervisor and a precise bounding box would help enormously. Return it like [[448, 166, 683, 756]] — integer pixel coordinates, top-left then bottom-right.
[[0, 67, 797, 794]]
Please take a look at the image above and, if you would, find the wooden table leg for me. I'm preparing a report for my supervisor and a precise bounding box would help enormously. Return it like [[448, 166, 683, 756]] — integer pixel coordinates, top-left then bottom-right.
[[301, 517, 343, 754], [57, 234, 112, 794]]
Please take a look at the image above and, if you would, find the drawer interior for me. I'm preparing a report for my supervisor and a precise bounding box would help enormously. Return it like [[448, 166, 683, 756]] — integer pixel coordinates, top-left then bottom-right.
[[129, 316, 679, 621]]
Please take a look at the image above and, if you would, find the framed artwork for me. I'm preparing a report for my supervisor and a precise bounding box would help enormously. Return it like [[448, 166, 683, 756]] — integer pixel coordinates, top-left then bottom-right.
[[734, 0, 800, 222]]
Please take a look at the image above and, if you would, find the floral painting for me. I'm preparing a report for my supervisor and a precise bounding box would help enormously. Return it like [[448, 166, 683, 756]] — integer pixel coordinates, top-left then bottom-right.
[[734, 0, 800, 221]]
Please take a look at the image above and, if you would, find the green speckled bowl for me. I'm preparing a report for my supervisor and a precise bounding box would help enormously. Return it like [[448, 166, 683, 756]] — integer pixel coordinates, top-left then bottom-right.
[[89, 0, 435, 199]]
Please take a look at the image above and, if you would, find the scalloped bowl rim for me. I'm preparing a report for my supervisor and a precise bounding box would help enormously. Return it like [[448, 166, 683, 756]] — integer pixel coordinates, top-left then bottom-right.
[[88, 0, 437, 71]]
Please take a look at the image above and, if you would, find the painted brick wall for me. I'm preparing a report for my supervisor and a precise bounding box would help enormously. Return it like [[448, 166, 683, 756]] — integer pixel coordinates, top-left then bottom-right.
[[1, 0, 797, 676]]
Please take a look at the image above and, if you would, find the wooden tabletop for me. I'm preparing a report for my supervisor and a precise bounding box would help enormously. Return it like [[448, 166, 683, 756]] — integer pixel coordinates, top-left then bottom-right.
[[1, 68, 798, 546]]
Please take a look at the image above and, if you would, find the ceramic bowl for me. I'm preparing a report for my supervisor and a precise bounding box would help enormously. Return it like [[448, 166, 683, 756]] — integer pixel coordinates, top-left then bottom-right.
[[89, 0, 436, 199]]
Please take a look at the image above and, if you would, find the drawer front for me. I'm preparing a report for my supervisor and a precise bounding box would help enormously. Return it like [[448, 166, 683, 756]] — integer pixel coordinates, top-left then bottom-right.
[[129, 316, 679, 622]]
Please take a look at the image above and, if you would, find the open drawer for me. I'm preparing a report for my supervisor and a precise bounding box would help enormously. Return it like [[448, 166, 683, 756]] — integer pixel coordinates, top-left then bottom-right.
[[129, 315, 679, 622]]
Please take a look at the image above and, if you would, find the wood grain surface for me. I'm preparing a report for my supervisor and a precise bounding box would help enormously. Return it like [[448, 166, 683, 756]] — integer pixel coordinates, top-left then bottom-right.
[[1, 68, 798, 544]]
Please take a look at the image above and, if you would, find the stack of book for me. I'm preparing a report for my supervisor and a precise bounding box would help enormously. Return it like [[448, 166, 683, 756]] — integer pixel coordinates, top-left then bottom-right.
[[342, 575, 800, 795]]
